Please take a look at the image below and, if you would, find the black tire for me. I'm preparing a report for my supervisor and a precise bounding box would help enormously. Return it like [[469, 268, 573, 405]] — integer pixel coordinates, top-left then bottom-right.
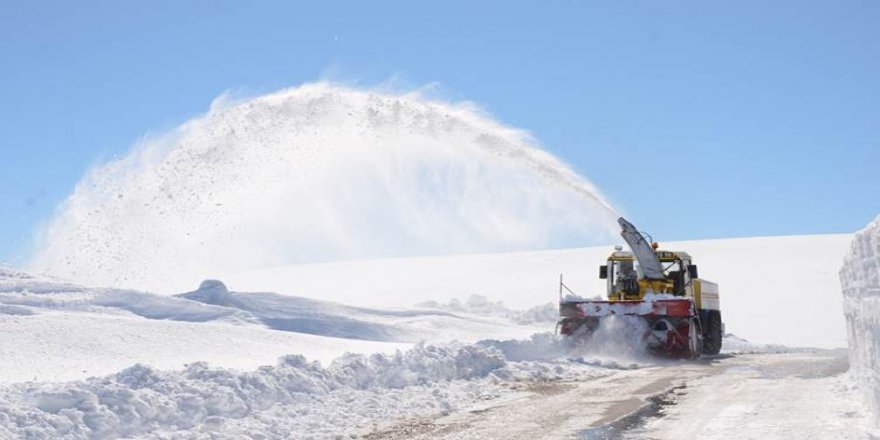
[[701, 310, 723, 355], [689, 317, 704, 359]]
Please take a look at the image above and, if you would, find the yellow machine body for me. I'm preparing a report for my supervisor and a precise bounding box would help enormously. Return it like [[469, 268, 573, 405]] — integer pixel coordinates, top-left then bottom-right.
[[604, 250, 720, 312]]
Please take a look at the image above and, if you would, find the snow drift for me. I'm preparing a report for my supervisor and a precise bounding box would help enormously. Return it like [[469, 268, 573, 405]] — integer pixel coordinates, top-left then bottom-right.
[[0, 340, 611, 439], [0, 343, 505, 439], [840, 215, 880, 425], [0, 268, 548, 383], [30, 82, 618, 293]]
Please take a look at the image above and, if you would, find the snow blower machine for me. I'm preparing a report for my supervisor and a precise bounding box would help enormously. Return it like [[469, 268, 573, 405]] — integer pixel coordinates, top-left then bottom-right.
[[557, 218, 723, 358]]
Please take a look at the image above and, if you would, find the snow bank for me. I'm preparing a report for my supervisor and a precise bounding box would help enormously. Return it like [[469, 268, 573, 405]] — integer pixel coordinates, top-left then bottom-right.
[[840, 215, 880, 425], [0, 340, 608, 439], [0, 343, 499, 438]]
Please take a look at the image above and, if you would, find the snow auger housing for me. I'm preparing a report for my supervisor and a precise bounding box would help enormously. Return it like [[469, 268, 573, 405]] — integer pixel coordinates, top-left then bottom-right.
[[558, 218, 723, 357]]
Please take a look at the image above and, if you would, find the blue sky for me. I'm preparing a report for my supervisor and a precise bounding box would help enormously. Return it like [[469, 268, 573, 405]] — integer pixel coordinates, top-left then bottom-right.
[[1, 1, 878, 263]]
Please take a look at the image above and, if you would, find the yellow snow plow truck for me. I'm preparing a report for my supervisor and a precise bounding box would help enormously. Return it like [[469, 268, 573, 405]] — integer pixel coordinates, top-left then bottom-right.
[[558, 217, 723, 358]]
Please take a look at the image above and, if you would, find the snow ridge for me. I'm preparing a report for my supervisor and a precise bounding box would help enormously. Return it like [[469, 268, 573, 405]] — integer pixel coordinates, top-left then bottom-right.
[[0, 343, 502, 438], [0, 340, 611, 439], [840, 215, 880, 426]]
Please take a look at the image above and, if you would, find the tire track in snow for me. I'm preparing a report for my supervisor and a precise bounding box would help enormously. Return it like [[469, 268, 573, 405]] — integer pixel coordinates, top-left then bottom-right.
[[365, 352, 870, 440]]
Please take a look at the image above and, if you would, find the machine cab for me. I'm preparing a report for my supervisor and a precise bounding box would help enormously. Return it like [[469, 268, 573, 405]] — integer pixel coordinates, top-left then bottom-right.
[[600, 249, 699, 300]]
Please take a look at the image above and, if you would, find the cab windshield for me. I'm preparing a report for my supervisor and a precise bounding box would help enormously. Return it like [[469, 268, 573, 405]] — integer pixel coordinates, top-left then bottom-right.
[[609, 259, 639, 295], [659, 260, 683, 277], [609, 258, 687, 296]]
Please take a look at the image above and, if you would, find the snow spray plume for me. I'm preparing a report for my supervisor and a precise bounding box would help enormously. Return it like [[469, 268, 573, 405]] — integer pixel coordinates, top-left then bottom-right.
[[30, 83, 619, 293], [557, 315, 653, 367], [585, 315, 652, 360]]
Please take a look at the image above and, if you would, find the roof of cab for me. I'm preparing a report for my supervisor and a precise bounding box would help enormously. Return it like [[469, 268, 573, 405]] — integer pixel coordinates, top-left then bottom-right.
[[608, 250, 693, 261]]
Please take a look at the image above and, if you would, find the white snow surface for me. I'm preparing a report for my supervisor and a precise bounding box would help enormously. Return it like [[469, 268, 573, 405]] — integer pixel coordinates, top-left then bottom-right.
[[840, 215, 880, 426], [0, 301, 617, 440], [227, 234, 853, 348], [0, 271, 541, 384], [0, 232, 863, 438], [0, 341, 610, 439]]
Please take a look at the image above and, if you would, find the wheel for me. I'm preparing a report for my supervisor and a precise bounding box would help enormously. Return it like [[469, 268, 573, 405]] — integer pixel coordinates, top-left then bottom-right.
[[701, 310, 723, 355], [688, 317, 703, 359]]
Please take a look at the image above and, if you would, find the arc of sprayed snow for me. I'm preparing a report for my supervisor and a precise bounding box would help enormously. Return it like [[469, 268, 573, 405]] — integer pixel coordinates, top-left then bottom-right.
[[30, 82, 622, 291], [253, 82, 621, 219]]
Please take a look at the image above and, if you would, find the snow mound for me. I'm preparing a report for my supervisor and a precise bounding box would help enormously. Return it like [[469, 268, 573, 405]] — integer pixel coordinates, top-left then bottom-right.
[[178, 280, 543, 343], [840, 215, 880, 425], [0, 272, 256, 324], [0, 272, 543, 383], [0, 343, 500, 438], [0, 340, 609, 439], [178, 279, 408, 341]]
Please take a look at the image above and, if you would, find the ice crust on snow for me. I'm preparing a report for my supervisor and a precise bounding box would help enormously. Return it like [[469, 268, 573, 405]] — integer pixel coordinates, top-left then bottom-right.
[[840, 215, 880, 425]]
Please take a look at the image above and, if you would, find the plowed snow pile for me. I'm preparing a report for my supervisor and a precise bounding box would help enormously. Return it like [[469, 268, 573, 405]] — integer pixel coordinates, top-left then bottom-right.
[[840, 215, 880, 425], [0, 340, 613, 439]]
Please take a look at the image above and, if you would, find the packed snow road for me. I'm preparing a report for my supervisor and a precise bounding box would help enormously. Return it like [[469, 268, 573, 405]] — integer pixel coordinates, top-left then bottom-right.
[[366, 350, 870, 440]]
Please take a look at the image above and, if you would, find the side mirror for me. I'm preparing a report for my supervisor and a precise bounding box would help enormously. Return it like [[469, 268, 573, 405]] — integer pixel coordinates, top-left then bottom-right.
[[599, 265, 608, 279], [688, 264, 699, 279]]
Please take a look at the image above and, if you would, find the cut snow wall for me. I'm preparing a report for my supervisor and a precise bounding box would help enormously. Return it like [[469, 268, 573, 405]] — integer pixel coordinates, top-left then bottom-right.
[[840, 215, 880, 425]]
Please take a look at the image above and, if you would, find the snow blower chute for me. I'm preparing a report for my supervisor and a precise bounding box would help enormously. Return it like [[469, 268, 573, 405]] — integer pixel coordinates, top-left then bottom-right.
[[557, 218, 723, 358]]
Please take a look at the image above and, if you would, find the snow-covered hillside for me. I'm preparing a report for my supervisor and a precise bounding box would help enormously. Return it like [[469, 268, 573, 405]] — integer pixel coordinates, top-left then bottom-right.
[[840, 215, 880, 425], [226, 234, 853, 348], [0, 230, 872, 439], [1, 232, 852, 386], [0, 270, 541, 383]]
